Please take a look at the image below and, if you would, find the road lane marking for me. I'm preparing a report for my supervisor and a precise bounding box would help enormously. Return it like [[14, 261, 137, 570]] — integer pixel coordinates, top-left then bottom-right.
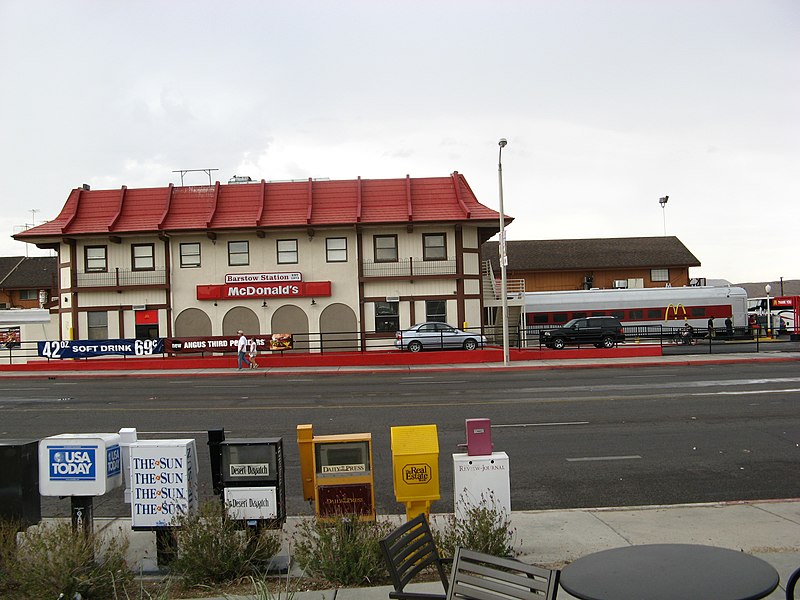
[[567, 455, 642, 462], [399, 380, 466, 385], [691, 388, 800, 396], [0, 387, 50, 391], [492, 422, 590, 428]]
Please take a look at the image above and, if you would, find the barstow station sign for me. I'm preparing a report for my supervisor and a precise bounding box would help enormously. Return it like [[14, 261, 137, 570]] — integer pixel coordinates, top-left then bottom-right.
[[197, 271, 331, 301]]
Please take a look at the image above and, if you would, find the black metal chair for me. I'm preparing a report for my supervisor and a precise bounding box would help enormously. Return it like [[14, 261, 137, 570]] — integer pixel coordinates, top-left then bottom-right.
[[446, 547, 560, 600], [787, 566, 800, 600], [380, 513, 451, 600]]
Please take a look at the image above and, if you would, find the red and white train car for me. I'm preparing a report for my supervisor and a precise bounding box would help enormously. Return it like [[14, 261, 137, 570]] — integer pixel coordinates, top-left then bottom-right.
[[524, 286, 749, 329]]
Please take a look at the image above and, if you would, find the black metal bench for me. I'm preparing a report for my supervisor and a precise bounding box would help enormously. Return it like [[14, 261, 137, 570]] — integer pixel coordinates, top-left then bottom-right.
[[447, 547, 560, 600], [380, 513, 451, 600]]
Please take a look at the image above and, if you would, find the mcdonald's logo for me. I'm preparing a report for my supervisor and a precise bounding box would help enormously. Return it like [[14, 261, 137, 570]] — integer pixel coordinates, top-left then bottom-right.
[[665, 303, 687, 320]]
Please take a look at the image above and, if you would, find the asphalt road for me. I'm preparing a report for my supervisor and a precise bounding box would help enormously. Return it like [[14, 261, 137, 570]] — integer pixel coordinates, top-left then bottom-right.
[[1, 360, 798, 517]]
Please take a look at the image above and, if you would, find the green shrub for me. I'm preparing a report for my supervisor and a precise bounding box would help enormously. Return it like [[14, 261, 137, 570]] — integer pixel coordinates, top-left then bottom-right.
[[292, 513, 393, 587], [434, 491, 519, 557], [0, 518, 22, 594], [170, 499, 282, 586], [237, 573, 304, 600], [3, 519, 132, 600]]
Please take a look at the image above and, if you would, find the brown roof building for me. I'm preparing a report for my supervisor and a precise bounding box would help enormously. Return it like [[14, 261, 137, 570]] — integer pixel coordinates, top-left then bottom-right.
[[0, 256, 57, 309], [483, 237, 701, 292]]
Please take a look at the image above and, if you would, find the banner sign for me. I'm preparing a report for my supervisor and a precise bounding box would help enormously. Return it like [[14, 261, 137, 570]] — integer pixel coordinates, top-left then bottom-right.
[[224, 487, 278, 520], [269, 333, 293, 350], [38, 338, 164, 359], [166, 335, 272, 354], [774, 297, 797, 308], [197, 281, 331, 300], [225, 272, 302, 284], [1, 326, 21, 349]]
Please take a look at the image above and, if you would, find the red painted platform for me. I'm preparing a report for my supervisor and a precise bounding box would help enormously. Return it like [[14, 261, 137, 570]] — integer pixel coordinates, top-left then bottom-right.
[[0, 345, 662, 372]]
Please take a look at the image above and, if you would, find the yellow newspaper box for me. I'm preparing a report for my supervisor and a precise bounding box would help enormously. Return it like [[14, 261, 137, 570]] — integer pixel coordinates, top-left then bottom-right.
[[297, 424, 375, 521], [390, 424, 440, 519]]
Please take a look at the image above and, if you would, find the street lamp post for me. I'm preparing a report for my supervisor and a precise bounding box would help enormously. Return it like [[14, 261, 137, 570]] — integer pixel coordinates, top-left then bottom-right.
[[498, 138, 510, 366], [765, 284, 772, 338], [659, 196, 669, 236]]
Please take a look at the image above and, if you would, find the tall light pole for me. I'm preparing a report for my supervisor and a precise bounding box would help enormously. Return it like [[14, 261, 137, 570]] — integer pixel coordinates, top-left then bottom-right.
[[498, 138, 510, 366], [765, 284, 772, 338], [659, 196, 669, 236]]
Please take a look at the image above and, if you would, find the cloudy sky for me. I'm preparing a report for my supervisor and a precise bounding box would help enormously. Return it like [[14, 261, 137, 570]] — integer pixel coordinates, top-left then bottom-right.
[[1, 1, 797, 284]]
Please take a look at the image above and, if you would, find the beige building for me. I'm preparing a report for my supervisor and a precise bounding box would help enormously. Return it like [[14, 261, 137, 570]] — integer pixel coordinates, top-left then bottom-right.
[[14, 174, 504, 350]]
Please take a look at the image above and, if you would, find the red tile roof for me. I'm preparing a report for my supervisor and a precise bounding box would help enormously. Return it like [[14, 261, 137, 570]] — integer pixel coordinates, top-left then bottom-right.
[[15, 173, 504, 240]]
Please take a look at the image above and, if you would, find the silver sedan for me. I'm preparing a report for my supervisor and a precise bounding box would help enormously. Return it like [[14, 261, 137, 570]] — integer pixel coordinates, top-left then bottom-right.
[[395, 322, 488, 352]]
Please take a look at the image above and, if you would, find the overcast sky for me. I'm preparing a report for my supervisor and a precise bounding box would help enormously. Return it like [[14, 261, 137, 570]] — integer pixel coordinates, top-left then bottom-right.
[[1, 1, 797, 284]]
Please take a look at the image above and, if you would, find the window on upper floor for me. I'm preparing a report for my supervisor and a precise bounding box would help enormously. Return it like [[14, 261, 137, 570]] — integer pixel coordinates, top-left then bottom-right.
[[85, 246, 107, 272], [374, 235, 398, 263], [277, 239, 298, 264], [228, 241, 249, 266], [180, 243, 201, 268], [651, 269, 669, 282], [87, 311, 108, 340], [326, 237, 347, 262], [423, 233, 447, 261], [132, 243, 155, 271], [19, 289, 38, 301]]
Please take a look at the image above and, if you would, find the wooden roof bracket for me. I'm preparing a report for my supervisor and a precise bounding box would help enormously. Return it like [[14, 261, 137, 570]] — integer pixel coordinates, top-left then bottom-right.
[[255, 179, 267, 227], [61, 188, 82, 233], [356, 176, 362, 222], [306, 177, 313, 224], [451, 171, 470, 218], [206, 181, 221, 228], [108, 185, 127, 231], [157, 183, 174, 230], [406, 174, 414, 222]]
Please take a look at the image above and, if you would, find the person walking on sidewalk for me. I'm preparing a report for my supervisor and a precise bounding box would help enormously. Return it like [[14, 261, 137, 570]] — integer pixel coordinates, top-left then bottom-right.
[[707, 316, 715, 338], [236, 330, 252, 370], [248, 337, 259, 369]]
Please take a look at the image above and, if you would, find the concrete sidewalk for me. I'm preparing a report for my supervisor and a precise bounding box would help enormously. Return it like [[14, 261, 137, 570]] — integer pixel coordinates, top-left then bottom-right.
[[149, 499, 799, 599]]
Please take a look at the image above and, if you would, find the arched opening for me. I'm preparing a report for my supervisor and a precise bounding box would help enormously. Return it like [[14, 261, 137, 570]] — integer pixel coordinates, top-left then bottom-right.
[[271, 305, 309, 352], [319, 303, 359, 351], [222, 306, 260, 336], [174, 308, 213, 337]]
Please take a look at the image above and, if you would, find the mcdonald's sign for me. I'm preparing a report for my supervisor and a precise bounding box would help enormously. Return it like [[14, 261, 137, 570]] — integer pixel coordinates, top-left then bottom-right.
[[665, 303, 687, 321]]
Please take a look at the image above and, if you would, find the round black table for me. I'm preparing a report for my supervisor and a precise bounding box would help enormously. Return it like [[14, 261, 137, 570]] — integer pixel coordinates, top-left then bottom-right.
[[560, 544, 780, 600]]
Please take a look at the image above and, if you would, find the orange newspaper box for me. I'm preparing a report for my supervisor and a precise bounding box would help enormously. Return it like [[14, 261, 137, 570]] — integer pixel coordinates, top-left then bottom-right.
[[297, 424, 375, 521]]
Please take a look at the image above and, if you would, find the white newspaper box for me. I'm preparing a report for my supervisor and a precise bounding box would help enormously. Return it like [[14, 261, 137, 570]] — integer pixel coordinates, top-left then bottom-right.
[[452, 451, 511, 520], [39, 433, 123, 496], [129, 439, 198, 529]]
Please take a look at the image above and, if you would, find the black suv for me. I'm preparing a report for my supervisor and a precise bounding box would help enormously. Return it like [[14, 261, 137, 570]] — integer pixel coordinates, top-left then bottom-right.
[[540, 316, 625, 349]]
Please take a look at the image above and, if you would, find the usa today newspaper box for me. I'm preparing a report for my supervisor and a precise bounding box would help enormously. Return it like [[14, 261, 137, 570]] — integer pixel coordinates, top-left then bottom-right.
[[39, 434, 122, 496], [129, 439, 198, 529], [39, 433, 123, 533], [220, 437, 285, 528]]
